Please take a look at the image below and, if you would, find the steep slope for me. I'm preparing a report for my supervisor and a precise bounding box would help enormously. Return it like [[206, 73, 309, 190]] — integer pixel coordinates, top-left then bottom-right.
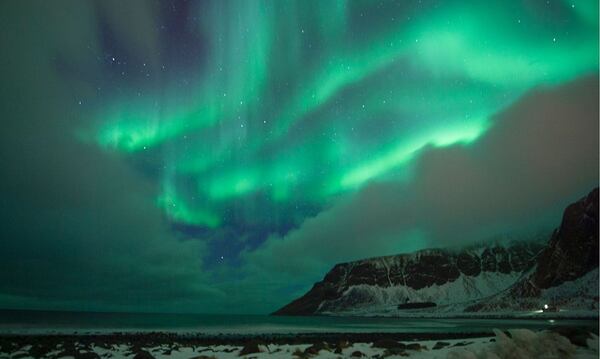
[[467, 188, 599, 314], [526, 187, 598, 292], [274, 188, 598, 317], [273, 240, 544, 316]]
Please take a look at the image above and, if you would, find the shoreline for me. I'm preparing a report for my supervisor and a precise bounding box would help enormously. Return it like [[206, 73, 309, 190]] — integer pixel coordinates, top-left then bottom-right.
[[0, 331, 496, 345], [290, 314, 600, 320], [0, 317, 597, 338]]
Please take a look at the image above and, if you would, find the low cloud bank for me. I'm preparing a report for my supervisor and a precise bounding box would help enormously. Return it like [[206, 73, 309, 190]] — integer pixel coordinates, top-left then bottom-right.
[[246, 76, 599, 282]]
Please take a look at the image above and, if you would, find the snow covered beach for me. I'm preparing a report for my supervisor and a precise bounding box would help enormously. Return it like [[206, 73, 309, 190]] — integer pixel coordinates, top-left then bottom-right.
[[1, 309, 598, 357], [1, 327, 598, 359]]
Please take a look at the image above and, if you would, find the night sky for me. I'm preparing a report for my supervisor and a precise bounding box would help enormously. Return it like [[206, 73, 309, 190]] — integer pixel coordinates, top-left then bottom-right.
[[0, 0, 598, 314]]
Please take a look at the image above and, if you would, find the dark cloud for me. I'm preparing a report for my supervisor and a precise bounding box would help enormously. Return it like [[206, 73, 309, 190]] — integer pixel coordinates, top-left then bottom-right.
[[247, 75, 599, 278], [412, 76, 599, 239]]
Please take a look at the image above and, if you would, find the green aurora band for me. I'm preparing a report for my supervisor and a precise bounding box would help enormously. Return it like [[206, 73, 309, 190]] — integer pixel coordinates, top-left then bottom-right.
[[90, 0, 598, 228]]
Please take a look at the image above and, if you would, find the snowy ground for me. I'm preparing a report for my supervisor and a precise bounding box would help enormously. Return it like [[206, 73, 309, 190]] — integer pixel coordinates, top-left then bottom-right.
[[1, 329, 598, 358]]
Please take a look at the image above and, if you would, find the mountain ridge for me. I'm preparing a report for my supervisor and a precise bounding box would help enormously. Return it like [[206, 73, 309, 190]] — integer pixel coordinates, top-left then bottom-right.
[[273, 188, 599, 317]]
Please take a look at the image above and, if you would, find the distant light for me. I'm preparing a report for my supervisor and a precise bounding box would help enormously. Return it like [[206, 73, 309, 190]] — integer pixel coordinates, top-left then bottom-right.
[[544, 304, 549, 310]]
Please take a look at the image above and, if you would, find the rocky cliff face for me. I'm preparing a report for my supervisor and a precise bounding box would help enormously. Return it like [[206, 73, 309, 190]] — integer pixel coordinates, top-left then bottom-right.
[[532, 187, 598, 289], [273, 241, 544, 316], [468, 188, 599, 313], [274, 188, 599, 317]]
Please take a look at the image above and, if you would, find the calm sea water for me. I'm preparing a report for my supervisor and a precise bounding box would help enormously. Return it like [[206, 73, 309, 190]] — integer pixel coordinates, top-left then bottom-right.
[[0, 310, 597, 335]]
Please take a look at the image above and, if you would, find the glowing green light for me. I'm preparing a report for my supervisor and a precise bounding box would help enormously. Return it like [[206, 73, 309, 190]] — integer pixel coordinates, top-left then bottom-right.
[[158, 186, 220, 228], [206, 170, 261, 200], [337, 119, 489, 191], [87, 0, 598, 228]]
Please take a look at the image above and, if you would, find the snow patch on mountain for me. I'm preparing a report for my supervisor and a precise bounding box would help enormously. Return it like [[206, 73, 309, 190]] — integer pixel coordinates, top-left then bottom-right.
[[319, 272, 521, 315]]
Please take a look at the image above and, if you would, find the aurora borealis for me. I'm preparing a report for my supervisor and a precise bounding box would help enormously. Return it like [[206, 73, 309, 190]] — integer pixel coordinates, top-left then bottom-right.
[[0, 0, 598, 313], [91, 0, 598, 251]]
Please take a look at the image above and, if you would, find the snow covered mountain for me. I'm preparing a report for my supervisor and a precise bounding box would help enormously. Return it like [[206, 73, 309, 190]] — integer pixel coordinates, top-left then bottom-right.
[[466, 187, 599, 316], [273, 188, 598, 317]]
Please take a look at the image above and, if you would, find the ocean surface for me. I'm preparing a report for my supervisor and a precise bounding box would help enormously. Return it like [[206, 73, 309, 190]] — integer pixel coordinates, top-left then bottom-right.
[[0, 310, 598, 335]]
